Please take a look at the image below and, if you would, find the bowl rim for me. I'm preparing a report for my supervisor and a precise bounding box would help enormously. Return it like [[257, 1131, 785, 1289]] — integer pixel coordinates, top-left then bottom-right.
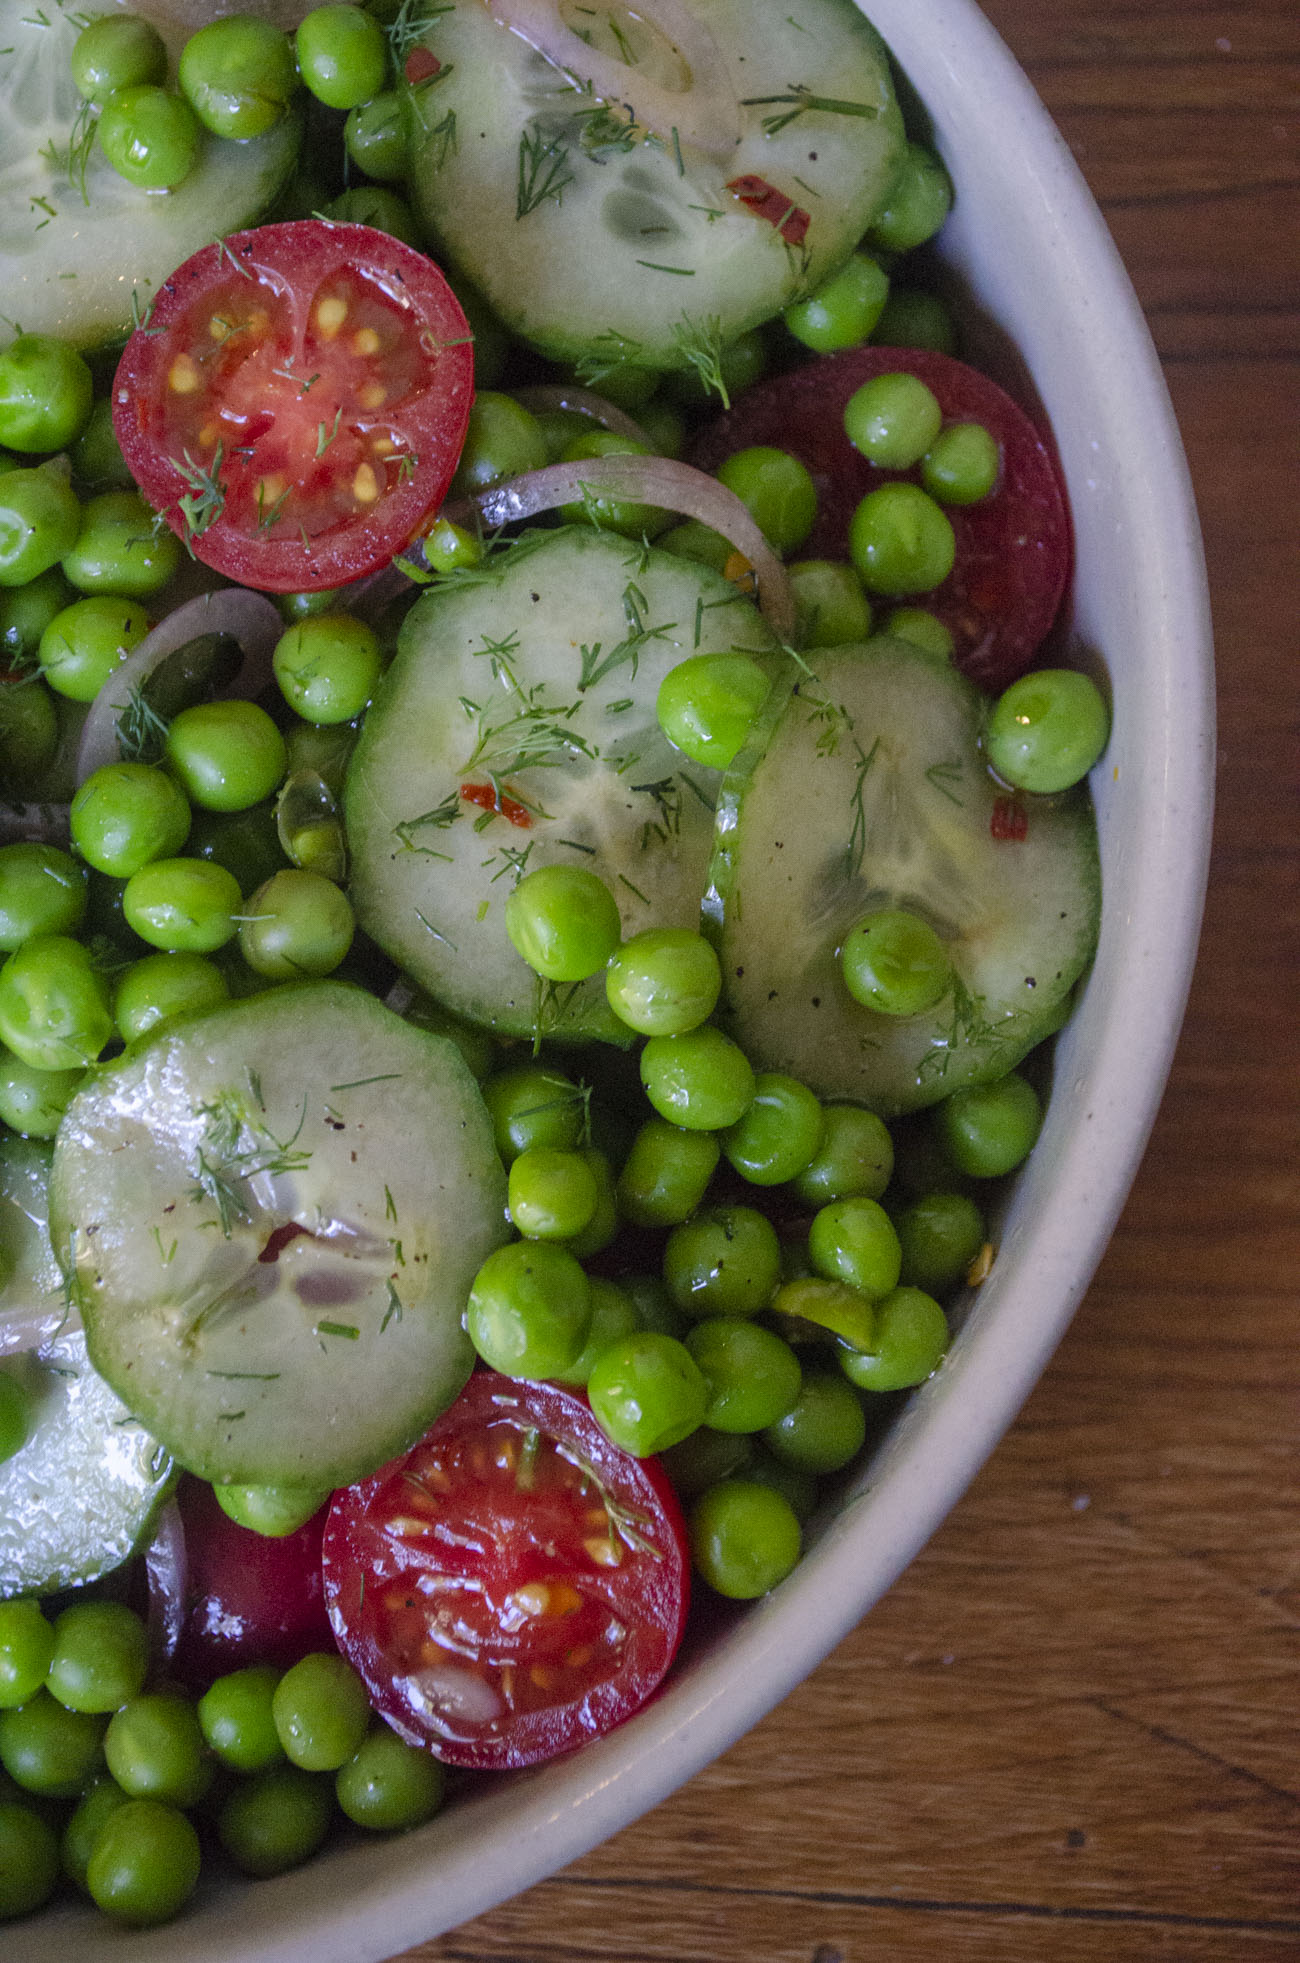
[[11, 1, 1214, 1956]]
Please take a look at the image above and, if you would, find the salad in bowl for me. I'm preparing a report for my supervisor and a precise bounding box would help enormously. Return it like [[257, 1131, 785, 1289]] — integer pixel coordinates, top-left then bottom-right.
[[0, 0, 1212, 1952]]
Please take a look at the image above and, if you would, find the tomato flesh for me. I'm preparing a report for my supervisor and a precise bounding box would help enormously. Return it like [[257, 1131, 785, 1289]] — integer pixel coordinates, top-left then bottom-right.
[[113, 221, 474, 592], [689, 345, 1071, 690], [322, 1372, 691, 1769]]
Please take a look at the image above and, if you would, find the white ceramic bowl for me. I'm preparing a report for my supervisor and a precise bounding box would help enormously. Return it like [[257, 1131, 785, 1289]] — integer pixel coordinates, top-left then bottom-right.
[[12, 2, 1214, 1955]]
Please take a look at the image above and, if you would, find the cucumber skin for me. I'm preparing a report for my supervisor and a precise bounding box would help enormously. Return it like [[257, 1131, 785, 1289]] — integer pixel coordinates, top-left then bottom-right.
[[50, 983, 508, 1489], [706, 639, 1102, 1116], [400, 0, 904, 369]]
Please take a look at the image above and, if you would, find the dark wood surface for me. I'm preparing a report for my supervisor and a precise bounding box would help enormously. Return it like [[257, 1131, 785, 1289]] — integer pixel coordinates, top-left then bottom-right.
[[400, 3, 1300, 1955]]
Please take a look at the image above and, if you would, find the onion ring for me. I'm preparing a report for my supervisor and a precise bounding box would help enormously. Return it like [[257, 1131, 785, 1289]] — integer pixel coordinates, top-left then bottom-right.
[[144, 1499, 189, 1669], [511, 385, 652, 446]]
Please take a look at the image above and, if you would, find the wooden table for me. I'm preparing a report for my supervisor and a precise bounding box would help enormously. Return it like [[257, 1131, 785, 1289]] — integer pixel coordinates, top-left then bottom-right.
[[402, 3, 1300, 1955]]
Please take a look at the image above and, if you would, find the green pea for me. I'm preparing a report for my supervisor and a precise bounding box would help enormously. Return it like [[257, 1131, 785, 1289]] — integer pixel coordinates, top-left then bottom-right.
[[448, 279, 509, 390], [771, 1274, 876, 1350], [321, 186, 421, 246], [843, 372, 944, 470], [296, 3, 389, 108], [985, 668, 1110, 794], [451, 391, 548, 496], [0, 1797, 59, 1918], [0, 933, 113, 1070], [70, 762, 191, 879], [0, 841, 87, 950], [685, 1318, 802, 1434], [0, 335, 93, 455], [48, 1601, 149, 1714], [559, 1144, 619, 1259], [640, 1025, 755, 1132], [336, 1723, 445, 1832], [839, 1284, 949, 1391], [619, 1271, 686, 1338], [38, 594, 149, 702], [788, 558, 872, 650], [721, 1072, 824, 1186], [98, 86, 202, 191], [761, 1368, 866, 1474], [273, 1652, 371, 1772], [0, 1048, 82, 1137], [122, 857, 241, 953], [808, 1196, 902, 1299], [178, 13, 298, 139], [284, 718, 357, 796], [742, 1445, 818, 1523], [238, 868, 355, 979], [212, 1482, 330, 1538], [553, 1277, 643, 1387], [481, 1062, 585, 1164], [86, 1797, 201, 1924], [466, 1239, 592, 1378], [867, 141, 954, 253], [165, 698, 288, 812], [663, 1203, 781, 1319], [616, 1116, 719, 1228], [658, 1424, 752, 1499], [605, 926, 721, 1037], [656, 517, 732, 575], [104, 1693, 210, 1808], [0, 468, 83, 588], [784, 250, 890, 353], [922, 421, 1000, 505], [556, 430, 673, 538], [273, 611, 382, 724], [665, 327, 767, 408], [884, 607, 954, 660], [841, 907, 953, 1018], [848, 482, 955, 596], [715, 445, 817, 556], [344, 89, 407, 180], [112, 949, 228, 1043], [567, 359, 659, 411], [0, 1602, 54, 1710], [0, 567, 73, 665], [71, 12, 166, 101], [507, 1144, 598, 1241], [71, 398, 134, 492], [896, 1191, 986, 1295], [198, 1665, 284, 1774], [0, 1692, 106, 1798], [61, 1773, 131, 1894], [636, 399, 686, 459], [656, 650, 770, 770], [0, 676, 59, 793], [689, 1479, 801, 1598], [934, 1071, 1043, 1177], [421, 515, 483, 577], [218, 1764, 333, 1877], [872, 288, 958, 356], [504, 862, 621, 982], [790, 1103, 893, 1206], [587, 1330, 708, 1456], [187, 798, 288, 893], [62, 489, 181, 598]]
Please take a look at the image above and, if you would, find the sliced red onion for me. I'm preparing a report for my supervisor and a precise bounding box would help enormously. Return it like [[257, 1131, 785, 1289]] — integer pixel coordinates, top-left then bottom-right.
[[0, 803, 71, 848], [485, 0, 741, 154], [144, 1498, 188, 1669], [511, 385, 652, 447], [0, 1298, 79, 1359], [445, 454, 796, 640], [76, 587, 283, 786]]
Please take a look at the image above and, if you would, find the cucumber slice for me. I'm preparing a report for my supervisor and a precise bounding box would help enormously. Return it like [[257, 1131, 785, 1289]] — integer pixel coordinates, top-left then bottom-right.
[[706, 639, 1100, 1115], [345, 528, 779, 1043], [401, 0, 903, 369], [0, 1136, 173, 1598], [0, 0, 299, 352], [49, 982, 508, 1487]]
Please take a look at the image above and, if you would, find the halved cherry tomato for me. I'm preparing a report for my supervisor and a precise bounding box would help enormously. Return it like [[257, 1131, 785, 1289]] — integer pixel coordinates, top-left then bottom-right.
[[112, 221, 474, 593], [689, 346, 1071, 690], [322, 1371, 691, 1770], [171, 1475, 333, 1685]]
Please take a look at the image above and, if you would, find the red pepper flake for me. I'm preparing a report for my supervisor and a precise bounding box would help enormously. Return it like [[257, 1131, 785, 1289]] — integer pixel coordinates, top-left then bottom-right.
[[991, 795, 1029, 842], [404, 47, 441, 86], [725, 175, 811, 247], [460, 781, 533, 830]]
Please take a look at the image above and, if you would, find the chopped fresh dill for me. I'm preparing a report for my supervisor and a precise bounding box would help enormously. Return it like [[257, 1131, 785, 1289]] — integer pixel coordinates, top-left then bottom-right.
[[114, 685, 171, 764], [381, 1280, 404, 1332], [636, 260, 695, 276], [426, 107, 458, 168], [517, 125, 574, 218], [618, 872, 651, 905], [315, 1320, 360, 1341], [329, 1074, 403, 1092], [393, 792, 460, 857], [315, 407, 342, 457], [847, 736, 880, 870], [573, 329, 644, 388], [672, 314, 730, 408], [174, 444, 227, 538], [925, 757, 966, 806], [387, 0, 452, 63], [740, 85, 882, 137], [414, 910, 457, 949]]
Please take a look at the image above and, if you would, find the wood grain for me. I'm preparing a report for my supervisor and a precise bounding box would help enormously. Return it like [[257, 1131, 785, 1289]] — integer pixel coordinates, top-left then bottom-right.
[[397, 3, 1300, 1955]]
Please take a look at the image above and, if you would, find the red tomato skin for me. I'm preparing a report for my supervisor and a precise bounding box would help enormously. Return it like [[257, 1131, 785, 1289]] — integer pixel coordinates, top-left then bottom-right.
[[688, 346, 1072, 691], [112, 221, 474, 593], [322, 1373, 691, 1770], [172, 1475, 334, 1685]]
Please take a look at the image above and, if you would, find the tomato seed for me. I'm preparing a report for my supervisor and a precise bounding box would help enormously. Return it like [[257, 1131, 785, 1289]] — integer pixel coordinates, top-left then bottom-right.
[[169, 355, 200, 394], [353, 327, 381, 356], [359, 382, 387, 411], [316, 297, 348, 338], [353, 463, 380, 504], [584, 1536, 622, 1567]]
